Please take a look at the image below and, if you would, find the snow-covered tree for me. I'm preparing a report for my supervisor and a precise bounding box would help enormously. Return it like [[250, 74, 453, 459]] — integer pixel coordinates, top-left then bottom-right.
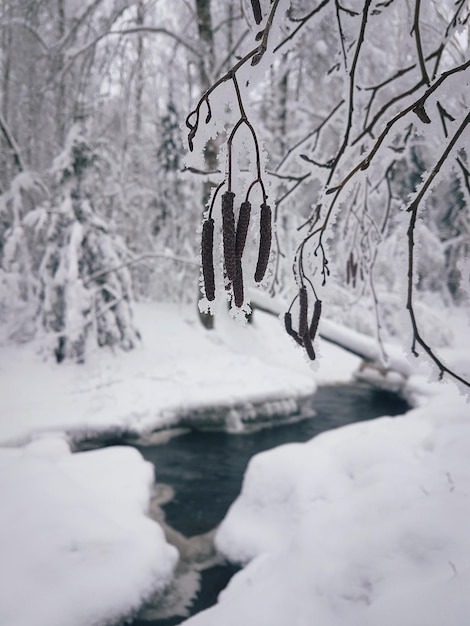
[[186, 0, 470, 387], [0, 126, 140, 361]]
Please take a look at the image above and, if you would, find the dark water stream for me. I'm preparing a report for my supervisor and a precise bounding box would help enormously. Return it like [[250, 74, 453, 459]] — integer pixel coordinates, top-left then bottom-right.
[[137, 383, 409, 537], [119, 383, 409, 626]]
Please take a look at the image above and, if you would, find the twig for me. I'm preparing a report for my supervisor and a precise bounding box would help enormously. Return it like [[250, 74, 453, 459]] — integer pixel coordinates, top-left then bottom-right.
[[274, 0, 331, 54], [0, 111, 24, 173], [406, 110, 470, 387], [275, 100, 344, 172], [85, 251, 199, 286], [411, 0, 430, 86]]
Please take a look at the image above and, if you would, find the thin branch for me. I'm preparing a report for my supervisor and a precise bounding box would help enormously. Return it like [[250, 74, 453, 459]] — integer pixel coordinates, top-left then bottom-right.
[[57, 27, 202, 85], [274, 0, 331, 54], [411, 0, 430, 86], [54, 0, 104, 51], [326, 0, 373, 187], [334, 0, 348, 69], [276, 99, 344, 172], [213, 28, 250, 77], [85, 251, 199, 286], [456, 156, 470, 197], [361, 48, 441, 130], [406, 110, 470, 387], [336, 59, 470, 195], [0, 111, 24, 173], [0, 19, 49, 50]]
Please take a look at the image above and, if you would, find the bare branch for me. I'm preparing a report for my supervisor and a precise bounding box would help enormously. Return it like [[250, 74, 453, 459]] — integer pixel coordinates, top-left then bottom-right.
[[274, 0, 331, 54], [0, 111, 24, 173], [411, 0, 430, 86], [85, 251, 199, 286], [0, 19, 49, 50], [406, 110, 470, 387], [56, 26, 203, 85]]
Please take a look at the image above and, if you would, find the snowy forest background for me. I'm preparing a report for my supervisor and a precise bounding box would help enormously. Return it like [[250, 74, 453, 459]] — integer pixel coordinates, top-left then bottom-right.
[[0, 0, 469, 383]]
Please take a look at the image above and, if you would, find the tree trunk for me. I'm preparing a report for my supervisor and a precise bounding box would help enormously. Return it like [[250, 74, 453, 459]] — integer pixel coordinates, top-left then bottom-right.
[[134, 0, 145, 138], [195, 0, 217, 329], [56, 0, 66, 147]]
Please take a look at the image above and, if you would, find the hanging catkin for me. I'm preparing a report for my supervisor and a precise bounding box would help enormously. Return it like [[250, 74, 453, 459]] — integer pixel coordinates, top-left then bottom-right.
[[309, 299, 322, 341], [298, 286, 308, 338], [233, 259, 244, 308], [201, 218, 215, 301], [284, 312, 303, 346], [254, 203, 272, 282], [235, 201, 251, 260], [303, 329, 316, 360], [222, 191, 237, 282]]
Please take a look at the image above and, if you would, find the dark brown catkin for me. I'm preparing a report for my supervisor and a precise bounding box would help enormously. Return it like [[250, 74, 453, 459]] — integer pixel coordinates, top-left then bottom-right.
[[303, 330, 316, 361], [284, 312, 303, 346], [233, 259, 244, 308], [298, 286, 308, 338], [309, 299, 322, 341], [201, 218, 215, 301], [222, 191, 237, 282], [250, 0, 263, 24], [235, 201, 251, 260], [254, 203, 272, 283]]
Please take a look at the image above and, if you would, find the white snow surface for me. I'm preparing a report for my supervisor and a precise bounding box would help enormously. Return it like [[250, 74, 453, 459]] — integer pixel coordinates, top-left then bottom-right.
[[0, 302, 324, 626], [181, 338, 470, 625], [1, 301, 469, 626], [0, 438, 178, 626], [0, 303, 320, 446]]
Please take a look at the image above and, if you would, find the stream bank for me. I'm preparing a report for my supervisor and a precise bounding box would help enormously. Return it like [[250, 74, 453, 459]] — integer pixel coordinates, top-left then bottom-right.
[[105, 382, 410, 625]]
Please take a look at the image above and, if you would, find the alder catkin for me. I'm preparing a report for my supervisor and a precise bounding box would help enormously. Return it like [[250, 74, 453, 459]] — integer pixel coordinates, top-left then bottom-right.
[[284, 312, 303, 346], [250, 0, 263, 24], [254, 203, 272, 283], [201, 218, 215, 301], [233, 259, 244, 308], [303, 330, 316, 361], [222, 191, 237, 282], [309, 299, 322, 341], [235, 201, 251, 260], [298, 286, 308, 338]]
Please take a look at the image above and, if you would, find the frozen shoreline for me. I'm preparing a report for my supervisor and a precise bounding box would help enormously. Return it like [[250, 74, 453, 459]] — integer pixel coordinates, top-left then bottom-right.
[[0, 301, 333, 626], [1, 300, 468, 626], [0, 303, 325, 447]]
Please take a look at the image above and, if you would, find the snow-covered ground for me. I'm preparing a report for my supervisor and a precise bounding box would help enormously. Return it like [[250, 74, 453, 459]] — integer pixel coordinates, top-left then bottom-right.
[[0, 439, 178, 626], [0, 301, 333, 626], [182, 384, 470, 626], [0, 302, 321, 446], [1, 300, 469, 626], [180, 311, 470, 626]]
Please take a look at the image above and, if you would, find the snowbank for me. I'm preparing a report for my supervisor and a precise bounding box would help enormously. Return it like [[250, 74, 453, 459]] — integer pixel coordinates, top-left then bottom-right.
[[0, 301, 333, 626], [182, 379, 470, 626], [3, 298, 466, 626], [0, 437, 178, 626], [0, 303, 320, 446], [0, 301, 362, 626]]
